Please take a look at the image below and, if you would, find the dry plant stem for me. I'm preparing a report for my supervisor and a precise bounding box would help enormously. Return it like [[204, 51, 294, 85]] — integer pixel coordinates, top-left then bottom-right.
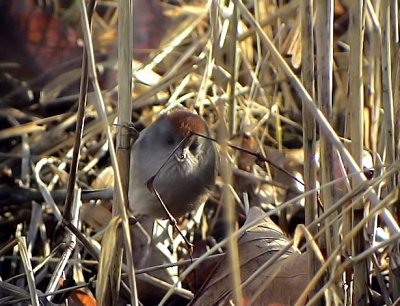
[[0, 123, 45, 141], [232, 167, 295, 191], [218, 103, 243, 305], [16, 237, 39, 306], [0, 282, 30, 304], [349, 0, 365, 200], [45, 189, 80, 300], [349, 1, 367, 303], [77, 0, 134, 305], [194, 41, 214, 109], [238, 0, 298, 41], [133, 13, 206, 108], [34, 158, 63, 221], [228, 3, 238, 135], [390, 1, 399, 68], [308, 230, 400, 306], [34, 158, 100, 259], [365, 0, 381, 153], [78, 0, 125, 215], [62, 1, 95, 249], [53, 4, 91, 299], [27, 203, 41, 254], [191, 131, 304, 186], [21, 136, 30, 186], [132, 60, 201, 109], [300, 166, 400, 303], [395, 53, 400, 167], [295, 225, 325, 263], [3, 280, 96, 305], [303, 188, 400, 305], [116, 0, 134, 218], [364, 1, 380, 248], [381, 0, 400, 299], [381, 0, 395, 189], [300, 0, 318, 296], [210, 0, 221, 66], [316, 1, 337, 279], [234, 0, 400, 235], [120, 218, 137, 304], [96, 217, 121, 305], [0, 239, 40, 305], [134, 254, 224, 274], [4, 244, 66, 285], [135, 274, 193, 300], [7, 186, 113, 205], [61, 220, 99, 260], [308, 164, 400, 247], [58, 0, 101, 260], [62, 39, 89, 222], [372, 253, 392, 305], [108, 0, 137, 305]]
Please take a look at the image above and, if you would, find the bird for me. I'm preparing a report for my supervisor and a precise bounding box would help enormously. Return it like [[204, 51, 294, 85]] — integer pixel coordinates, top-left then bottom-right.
[[128, 109, 217, 220]]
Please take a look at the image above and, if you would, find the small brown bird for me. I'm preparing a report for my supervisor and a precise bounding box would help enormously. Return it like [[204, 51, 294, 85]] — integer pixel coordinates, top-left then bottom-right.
[[129, 110, 217, 219]]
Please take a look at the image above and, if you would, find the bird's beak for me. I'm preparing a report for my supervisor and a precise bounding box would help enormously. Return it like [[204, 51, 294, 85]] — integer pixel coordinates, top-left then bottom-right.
[[175, 146, 189, 162]]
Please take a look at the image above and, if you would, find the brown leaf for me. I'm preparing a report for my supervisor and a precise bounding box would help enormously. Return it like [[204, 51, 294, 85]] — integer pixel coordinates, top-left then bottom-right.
[[191, 207, 308, 305]]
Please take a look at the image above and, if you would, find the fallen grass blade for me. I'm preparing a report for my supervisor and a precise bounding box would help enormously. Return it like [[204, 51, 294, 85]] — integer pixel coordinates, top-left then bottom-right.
[[96, 216, 122, 305]]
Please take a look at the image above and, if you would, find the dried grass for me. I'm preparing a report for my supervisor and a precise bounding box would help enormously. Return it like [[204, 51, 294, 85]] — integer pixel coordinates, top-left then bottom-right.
[[0, 0, 399, 305]]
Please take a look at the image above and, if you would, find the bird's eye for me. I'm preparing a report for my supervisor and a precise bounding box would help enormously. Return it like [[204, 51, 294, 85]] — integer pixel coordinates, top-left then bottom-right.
[[189, 139, 199, 152], [166, 136, 175, 145]]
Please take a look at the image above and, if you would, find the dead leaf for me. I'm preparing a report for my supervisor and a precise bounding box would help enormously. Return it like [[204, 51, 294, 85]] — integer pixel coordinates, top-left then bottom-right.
[[191, 207, 308, 305]]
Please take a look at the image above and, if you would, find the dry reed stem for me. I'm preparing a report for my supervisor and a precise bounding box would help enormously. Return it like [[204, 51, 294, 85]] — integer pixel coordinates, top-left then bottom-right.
[[348, 0, 368, 303], [77, 0, 133, 305], [234, 0, 399, 234], [300, 0, 318, 298]]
